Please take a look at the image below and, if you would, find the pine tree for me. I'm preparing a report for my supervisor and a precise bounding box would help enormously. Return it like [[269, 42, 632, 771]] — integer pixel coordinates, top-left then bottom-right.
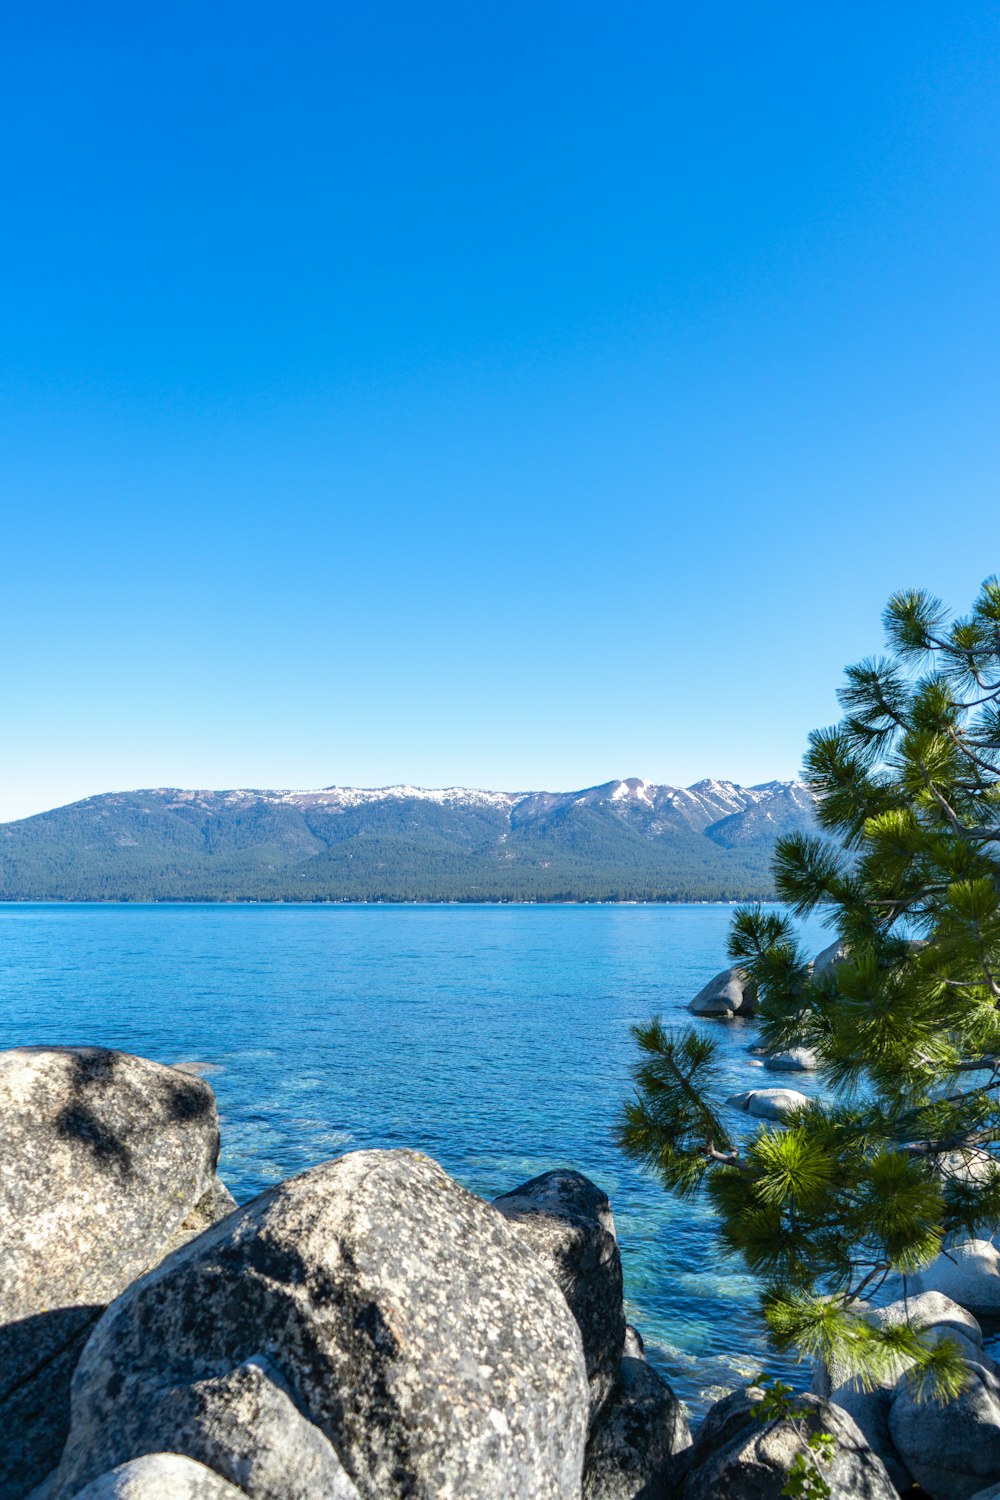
[[619, 578, 1000, 1396]]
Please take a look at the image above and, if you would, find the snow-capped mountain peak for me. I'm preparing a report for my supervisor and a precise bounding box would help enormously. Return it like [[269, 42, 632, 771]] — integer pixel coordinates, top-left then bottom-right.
[[1, 776, 816, 901]]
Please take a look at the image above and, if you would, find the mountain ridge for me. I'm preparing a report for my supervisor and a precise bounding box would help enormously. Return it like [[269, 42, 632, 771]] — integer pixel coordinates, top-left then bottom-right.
[[0, 778, 816, 903]]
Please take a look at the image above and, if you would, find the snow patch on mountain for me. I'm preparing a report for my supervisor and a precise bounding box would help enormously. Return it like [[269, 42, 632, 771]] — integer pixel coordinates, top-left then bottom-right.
[[293, 785, 522, 812], [82, 778, 812, 826]]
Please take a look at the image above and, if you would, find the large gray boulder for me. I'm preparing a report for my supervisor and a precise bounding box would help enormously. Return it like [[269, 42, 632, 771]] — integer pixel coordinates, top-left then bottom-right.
[[677, 1387, 896, 1499], [811, 940, 850, 979], [49, 1353, 361, 1500], [809, 939, 925, 983], [66, 1454, 246, 1499], [46, 1149, 590, 1500], [494, 1169, 625, 1421], [688, 968, 757, 1019], [726, 1089, 809, 1121], [0, 1046, 234, 1500], [583, 1356, 690, 1500], [819, 1290, 999, 1497], [888, 1357, 1000, 1499], [903, 1238, 1000, 1316]]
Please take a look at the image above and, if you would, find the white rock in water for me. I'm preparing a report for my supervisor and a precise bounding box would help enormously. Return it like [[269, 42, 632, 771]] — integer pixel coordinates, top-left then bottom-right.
[[726, 1089, 809, 1121], [763, 1047, 819, 1072], [688, 967, 757, 1018]]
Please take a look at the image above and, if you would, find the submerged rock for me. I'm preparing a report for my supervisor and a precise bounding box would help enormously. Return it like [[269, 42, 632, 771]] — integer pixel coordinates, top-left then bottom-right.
[[678, 1387, 896, 1499], [583, 1356, 690, 1499], [495, 1168, 625, 1421], [688, 968, 757, 1019], [46, 1148, 590, 1500], [0, 1046, 232, 1500]]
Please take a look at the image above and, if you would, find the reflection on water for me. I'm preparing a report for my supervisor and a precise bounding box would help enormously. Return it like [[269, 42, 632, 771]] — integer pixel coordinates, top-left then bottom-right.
[[0, 900, 830, 1418]]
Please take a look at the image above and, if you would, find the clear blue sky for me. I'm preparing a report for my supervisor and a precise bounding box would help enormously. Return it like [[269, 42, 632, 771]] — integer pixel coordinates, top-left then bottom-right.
[[2, 3, 999, 821]]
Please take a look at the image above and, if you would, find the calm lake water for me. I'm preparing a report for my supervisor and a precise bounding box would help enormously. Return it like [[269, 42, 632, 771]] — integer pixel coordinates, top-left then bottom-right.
[[0, 901, 830, 1418]]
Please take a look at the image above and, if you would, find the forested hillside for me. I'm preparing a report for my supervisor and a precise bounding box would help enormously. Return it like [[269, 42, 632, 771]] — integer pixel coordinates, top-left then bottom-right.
[[0, 778, 815, 902]]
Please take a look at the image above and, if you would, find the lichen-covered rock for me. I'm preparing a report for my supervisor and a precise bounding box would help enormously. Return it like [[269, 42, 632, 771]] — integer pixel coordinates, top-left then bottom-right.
[[495, 1169, 625, 1421], [55, 1354, 361, 1500], [65, 1454, 246, 1499], [3, 1307, 105, 1500], [678, 1387, 896, 1499], [725, 1089, 809, 1121], [1, 1047, 225, 1319], [157, 1175, 238, 1260], [583, 1356, 690, 1500], [47, 1149, 590, 1500], [688, 969, 757, 1019], [0, 1046, 231, 1500]]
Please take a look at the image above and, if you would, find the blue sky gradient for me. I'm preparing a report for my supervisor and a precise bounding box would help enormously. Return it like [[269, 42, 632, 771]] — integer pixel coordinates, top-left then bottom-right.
[[2, 3, 999, 820]]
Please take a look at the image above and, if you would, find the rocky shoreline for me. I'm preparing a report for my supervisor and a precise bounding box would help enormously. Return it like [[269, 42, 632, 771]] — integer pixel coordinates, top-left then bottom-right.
[[1, 1045, 998, 1499]]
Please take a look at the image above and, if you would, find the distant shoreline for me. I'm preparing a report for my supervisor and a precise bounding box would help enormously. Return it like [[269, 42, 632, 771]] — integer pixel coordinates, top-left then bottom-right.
[[0, 896, 769, 908]]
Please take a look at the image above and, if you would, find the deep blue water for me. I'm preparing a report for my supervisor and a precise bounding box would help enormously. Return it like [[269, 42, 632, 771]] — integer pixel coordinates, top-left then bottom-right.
[[0, 901, 830, 1417]]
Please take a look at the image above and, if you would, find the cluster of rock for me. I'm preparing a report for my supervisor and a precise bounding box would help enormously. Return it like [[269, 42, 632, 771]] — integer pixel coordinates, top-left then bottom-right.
[[687, 968, 758, 1020], [816, 1288, 1000, 1500], [0, 1044, 980, 1499], [688, 946, 845, 1120], [686, 938, 1000, 1500], [687, 940, 843, 1072], [688, 970, 819, 1070]]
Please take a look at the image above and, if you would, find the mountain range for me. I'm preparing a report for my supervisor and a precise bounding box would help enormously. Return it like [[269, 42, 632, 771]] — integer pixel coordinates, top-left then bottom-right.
[[0, 778, 816, 902]]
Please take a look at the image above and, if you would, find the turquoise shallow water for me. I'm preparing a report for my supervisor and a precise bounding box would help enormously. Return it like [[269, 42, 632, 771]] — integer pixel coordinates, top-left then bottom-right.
[[0, 900, 830, 1418]]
